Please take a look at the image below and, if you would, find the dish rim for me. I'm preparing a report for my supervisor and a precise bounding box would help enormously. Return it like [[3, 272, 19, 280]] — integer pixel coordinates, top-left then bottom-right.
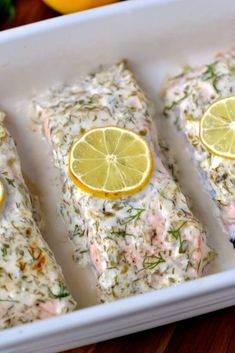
[[0, 0, 235, 349]]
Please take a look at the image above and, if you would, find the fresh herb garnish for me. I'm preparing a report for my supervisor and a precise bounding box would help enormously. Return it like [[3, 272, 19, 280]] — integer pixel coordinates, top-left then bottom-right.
[[203, 63, 220, 93], [48, 282, 70, 300], [71, 225, 85, 238], [78, 95, 97, 110], [121, 206, 145, 224], [111, 225, 134, 237], [123, 108, 136, 124], [5, 177, 15, 187], [1, 243, 9, 257], [103, 211, 115, 217], [168, 221, 188, 253], [79, 249, 89, 254], [143, 252, 165, 270], [164, 94, 188, 112], [112, 203, 124, 211]]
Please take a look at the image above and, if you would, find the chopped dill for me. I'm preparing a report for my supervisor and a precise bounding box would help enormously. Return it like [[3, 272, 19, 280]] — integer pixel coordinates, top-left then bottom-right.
[[71, 225, 85, 238], [5, 177, 15, 187], [1, 244, 9, 257], [143, 252, 165, 270], [168, 221, 188, 253], [78, 95, 97, 110], [203, 63, 220, 93], [111, 225, 134, 237], [48, 282, 70, 300], [121, 206, 145, 225], [164, 94, 188, 112]]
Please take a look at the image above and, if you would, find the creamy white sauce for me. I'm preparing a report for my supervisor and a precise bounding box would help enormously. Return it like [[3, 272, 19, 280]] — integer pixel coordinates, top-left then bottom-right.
[[0, 112, 76, 329], [162, 52, 235, 242], [33, 61, 214, 302]]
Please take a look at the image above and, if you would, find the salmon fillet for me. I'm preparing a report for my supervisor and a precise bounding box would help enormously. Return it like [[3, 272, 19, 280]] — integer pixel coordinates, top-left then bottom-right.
[[162, 52, 235, 245], [0, 112, 76, 329], [34, 61, 214, 302]]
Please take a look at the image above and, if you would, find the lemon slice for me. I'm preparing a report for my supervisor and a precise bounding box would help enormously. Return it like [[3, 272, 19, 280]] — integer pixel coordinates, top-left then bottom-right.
[[69, 126, 154, 199], [200, 97, 235, 159], [0, 180, 5, 208]]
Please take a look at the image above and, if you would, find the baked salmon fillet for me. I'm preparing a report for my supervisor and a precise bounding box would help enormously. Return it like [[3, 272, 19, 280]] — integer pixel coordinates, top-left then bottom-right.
[[162, 52, 235, 244], [0, 112, 76, 329], [34, 61, 214, 302]]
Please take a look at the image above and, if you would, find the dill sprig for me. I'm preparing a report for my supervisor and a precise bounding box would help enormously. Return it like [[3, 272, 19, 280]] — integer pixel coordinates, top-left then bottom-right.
[[168, 221, 188, 253], [121, 206, 145, 225], [71, 224, 85, 238], [143, 252, 165, 270], [1, 244, 9, 257], [164, 94, 188, 112], [48, 282, 70, 300], [5, 177, 15, 187], [123, 107, 136, 124], [111, 225, 133, 237], [78, 95, 97, 110], [203, 63, 220, 93]]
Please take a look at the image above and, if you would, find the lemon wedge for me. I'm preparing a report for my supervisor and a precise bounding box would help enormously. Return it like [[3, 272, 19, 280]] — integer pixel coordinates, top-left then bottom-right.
[[69, 126, 154, 199], [200, 97, 235, 159], [0, 180, 5, 208]]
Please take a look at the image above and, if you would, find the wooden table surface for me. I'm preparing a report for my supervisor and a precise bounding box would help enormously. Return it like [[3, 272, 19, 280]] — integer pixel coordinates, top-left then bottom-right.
[[1, 1, 235, 353]]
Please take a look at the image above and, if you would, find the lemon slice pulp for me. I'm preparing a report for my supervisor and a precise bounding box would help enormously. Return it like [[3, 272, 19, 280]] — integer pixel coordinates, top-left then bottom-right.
[[0, 180, 5, 208], [69, 126, 154, 199], [200, 96, 235, 159]]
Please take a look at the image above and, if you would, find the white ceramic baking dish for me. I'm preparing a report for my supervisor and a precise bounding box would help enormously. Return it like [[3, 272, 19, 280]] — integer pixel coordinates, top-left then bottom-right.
[[1, 0, 235, 351]]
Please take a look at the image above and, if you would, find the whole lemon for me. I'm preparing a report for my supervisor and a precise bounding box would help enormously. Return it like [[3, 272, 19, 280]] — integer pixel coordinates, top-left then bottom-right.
[[43, 0, 119, 14]]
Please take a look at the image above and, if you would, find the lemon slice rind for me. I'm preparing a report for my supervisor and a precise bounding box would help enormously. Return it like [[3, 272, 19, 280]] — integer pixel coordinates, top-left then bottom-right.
[[69, 126, 154, 199], [0, 180, 5, 208], [200, 97, 235, 160]]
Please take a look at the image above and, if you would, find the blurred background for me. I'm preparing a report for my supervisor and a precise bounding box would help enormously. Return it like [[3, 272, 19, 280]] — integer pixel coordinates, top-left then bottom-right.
[[0, 0, 124, 30]]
